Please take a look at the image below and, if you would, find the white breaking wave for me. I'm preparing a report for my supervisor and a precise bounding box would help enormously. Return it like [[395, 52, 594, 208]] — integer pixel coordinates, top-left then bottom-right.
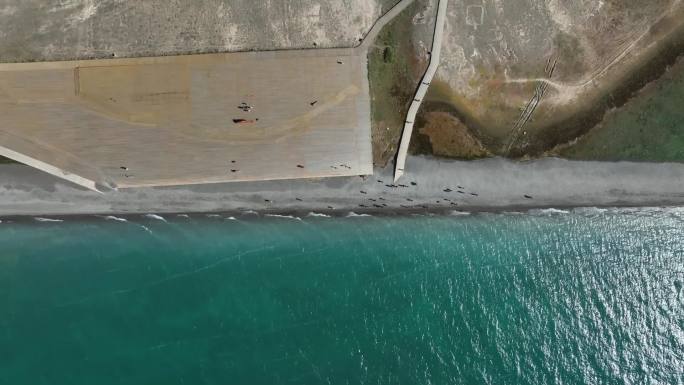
[[346, 212, 371, 218], [226, 216, 238, 221], [35, 217, 64, 222], [449, 210, 471, 216], [265, 214, 302, 221], [206, 214, 221, 218], [177, 214, 190, 218], [242, 210, 259, 216], [307, 212, 331, 218], [104, 216, 127, 222], [144, 214, 166, 222], [529, 208, 570, 215]]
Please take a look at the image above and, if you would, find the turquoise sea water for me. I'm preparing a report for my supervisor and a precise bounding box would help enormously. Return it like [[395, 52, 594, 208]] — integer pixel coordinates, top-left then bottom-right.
[[1, 208, 683, 384]]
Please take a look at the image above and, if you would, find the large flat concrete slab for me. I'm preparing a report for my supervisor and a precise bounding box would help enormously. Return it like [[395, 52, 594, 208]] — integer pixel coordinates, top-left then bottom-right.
[[0, 48, 373, 189]]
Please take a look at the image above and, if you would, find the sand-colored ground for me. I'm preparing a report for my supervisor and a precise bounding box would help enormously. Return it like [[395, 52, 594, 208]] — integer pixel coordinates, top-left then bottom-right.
[[0, 48, 373, 190], [0, 0, 425, 191]]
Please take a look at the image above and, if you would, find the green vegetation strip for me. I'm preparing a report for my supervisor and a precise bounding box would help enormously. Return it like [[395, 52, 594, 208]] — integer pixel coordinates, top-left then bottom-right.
[[562, 58, 684, 162], [368, 1, 423, 166]]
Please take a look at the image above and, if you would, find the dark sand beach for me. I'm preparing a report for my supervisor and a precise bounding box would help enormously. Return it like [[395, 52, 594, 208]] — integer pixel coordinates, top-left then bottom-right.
[[1, 156, 683, 217]]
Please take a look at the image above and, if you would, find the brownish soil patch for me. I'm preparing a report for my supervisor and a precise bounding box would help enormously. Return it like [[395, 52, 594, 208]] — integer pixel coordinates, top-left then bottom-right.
[[413, 112, 491, 159]]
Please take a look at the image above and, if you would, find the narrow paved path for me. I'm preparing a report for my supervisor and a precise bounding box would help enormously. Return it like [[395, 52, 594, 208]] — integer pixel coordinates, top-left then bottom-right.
[[356, 0, 417, 51], [394, 0, 449, 182]]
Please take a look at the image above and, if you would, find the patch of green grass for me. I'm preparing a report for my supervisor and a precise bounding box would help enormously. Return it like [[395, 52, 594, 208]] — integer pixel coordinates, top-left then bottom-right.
[[379, 0, 403, 13], [368, 2, 423, 165], [0, 156, 17, 164], [561, 58, 684, 162]]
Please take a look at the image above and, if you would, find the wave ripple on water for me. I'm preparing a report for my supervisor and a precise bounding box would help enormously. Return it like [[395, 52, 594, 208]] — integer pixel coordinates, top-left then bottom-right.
[[0, 207, 682, 384]]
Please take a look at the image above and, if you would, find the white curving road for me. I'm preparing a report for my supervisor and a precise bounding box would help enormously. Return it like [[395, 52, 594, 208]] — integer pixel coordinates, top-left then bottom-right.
[[394, 0, 449, 182]]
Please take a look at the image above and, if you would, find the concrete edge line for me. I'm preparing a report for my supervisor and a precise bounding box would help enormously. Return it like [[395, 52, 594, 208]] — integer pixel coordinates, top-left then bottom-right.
[[394, 0, 449, 182], [0, 145, 102, 193]]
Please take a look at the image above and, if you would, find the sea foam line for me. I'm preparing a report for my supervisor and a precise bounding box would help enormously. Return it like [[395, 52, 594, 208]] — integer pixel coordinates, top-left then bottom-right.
[[307, 212, 331, 218], [34, 217, 64, 222], [265, 214, 302, 221], [104, 215, 128, 222], [529, 208, 570, 215], [346, 212, 372, 218], [144, 214, 166, 222], [449, 210, 471, 216]]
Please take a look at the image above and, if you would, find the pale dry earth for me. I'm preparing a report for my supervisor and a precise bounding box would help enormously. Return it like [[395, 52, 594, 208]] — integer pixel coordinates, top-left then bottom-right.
[[0, 48, 373, 190], [0, 1, 427, 190], [419, 0, 684, 153], [0, 0, 399, 62]]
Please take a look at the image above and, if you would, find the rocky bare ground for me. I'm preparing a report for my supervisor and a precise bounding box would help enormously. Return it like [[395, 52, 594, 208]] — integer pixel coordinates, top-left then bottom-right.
[[0, 0, 399, 62], [414, 0, 684, 158]]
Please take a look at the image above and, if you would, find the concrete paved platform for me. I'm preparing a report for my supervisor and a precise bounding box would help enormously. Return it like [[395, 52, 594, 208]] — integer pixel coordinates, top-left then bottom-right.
[[0, 48, 372, 190]]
